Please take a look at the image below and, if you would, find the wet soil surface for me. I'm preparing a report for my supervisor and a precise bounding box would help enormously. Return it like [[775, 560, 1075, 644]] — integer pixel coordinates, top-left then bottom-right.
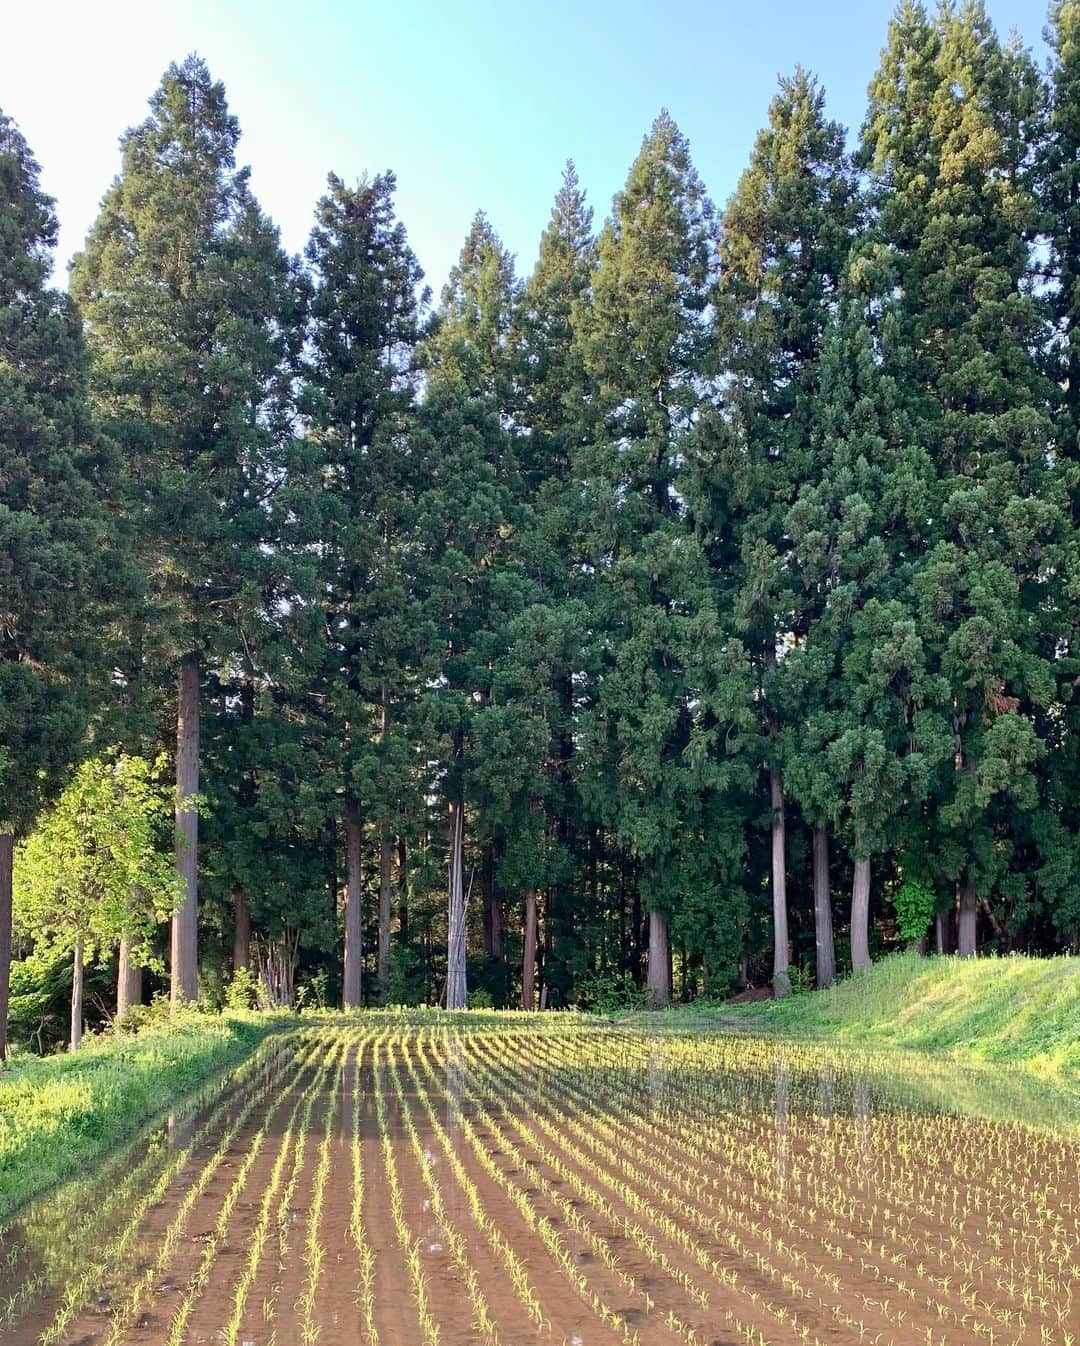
[[1, 1026, 1075, 1346]]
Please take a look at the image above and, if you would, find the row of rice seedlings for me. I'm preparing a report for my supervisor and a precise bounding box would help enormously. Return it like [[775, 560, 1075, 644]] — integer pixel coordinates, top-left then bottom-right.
[[394, 1037, 549, 1334], [347, 1035, 379, 1345], [463, 1030, 842, 1346], [32, 1034, 314, 1346], [613, 1030, 1075, 1299], [480, 1029, 981, 1346], [410, 1032, 649, 1346], [515, 1029, 1063, 1346], [93, 1033, 330, 1346], [383, 1040, 501, 1346], [257, 1033, 350, 1340], [216, 1032, 347, 1346], [371, 1035, 441, 1346], [3, 1033, 299, 1332], [1, 1131, 176, 1328], [443, 1041, 713, 1345], [509, 1029, 986, 1346], [549, 1032, 1074, 1340], [517, 1034, 937, 1306], [296, 1035, 350, 1346], [617, 1031, 1077, 1341]]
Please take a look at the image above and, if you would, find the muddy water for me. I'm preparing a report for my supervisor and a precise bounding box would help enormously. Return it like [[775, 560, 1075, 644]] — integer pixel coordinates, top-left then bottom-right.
[[0, 1025, 1075, 1346], [0, 1033, 301, 1339]]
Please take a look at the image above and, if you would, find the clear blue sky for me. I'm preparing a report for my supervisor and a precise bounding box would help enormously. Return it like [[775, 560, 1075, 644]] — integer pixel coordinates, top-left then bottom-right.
[[2, 0, 1051, 298]]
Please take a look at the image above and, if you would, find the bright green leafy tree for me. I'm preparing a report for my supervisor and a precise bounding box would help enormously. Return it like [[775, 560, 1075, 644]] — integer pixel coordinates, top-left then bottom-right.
[[14, 755, 180, 1047]]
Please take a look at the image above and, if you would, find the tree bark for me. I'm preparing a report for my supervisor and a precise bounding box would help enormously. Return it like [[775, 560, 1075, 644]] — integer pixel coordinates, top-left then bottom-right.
[[233, 888, 251, 971], [377, 826, 392, 1003], [812, 825, 835, 988], [957, 876, 978, 957], [446, 799, 468, 1009], [397, 836, 408, 942], [851, 848, 871, 971], [171, 653, 200, 1008], [71, 937, 84, 1051], [491, 885, 505, 959], [481, 845, 496, 957], [117, 938, 142, 1022], [630, 871, 643, 986], [343, 801, 363, 1008], [647, 909, 671, 1007], [0, 831, 11, 1060], [935, 909, 946, 955], [770, 768, 791, 995], [376, 683, 392, 1003], [522, 885, 538, 1011], [482, 843, 504, 960]]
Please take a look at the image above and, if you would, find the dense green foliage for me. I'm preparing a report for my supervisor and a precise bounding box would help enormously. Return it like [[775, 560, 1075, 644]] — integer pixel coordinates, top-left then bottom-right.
[[5, 4, 1080, 1036], [15, 755, 179, 963]]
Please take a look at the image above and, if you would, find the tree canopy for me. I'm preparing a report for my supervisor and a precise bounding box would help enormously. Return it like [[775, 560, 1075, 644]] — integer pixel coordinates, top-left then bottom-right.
[[5, 3, 1080, 1047]]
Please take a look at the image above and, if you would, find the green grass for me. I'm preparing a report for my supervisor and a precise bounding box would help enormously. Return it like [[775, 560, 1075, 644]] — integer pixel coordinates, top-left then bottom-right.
[[680, 952, 1079, 1080], [0, 1011, 289, 1223]]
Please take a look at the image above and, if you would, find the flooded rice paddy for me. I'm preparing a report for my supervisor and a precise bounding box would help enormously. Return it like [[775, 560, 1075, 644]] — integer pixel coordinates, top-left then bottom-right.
[[1, 1023, 1076, 1346]]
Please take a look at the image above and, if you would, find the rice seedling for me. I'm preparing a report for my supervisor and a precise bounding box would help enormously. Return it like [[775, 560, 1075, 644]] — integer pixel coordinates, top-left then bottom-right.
[[3, 1019, 1072, 1346]]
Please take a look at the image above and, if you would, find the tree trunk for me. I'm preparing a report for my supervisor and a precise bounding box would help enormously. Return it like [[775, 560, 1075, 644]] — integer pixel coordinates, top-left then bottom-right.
[[630, 872, 643, 986], [812, 825, 835, 988], [482, 843, 504, 960], [851, 848, 871, 971], [491, 885, 505, 959], [233, 888, 251, 971], [446, 799, 468, 1009], [935, 909, 946, 955], [397, 836, 408, 942], [377, 826, 392, 1003], [958, 876, 978, 957], [522, 885, 538, 1011], [647, 909, 670, 1007], [171, 653, 200, 1008], [481, 845, 496, 957], [376, 683, 392, 1003], [343, 801, 363, 1008], [71, 937, 84, 1051], [117, 938, 142, 1022], [770, 768, 791, 995], [0, 831, 11, 1060]]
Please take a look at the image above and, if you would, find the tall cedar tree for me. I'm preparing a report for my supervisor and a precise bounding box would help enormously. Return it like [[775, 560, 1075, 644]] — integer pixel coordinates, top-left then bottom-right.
[[712, 70, 856, 991], [72, 57, 303, 1005], [302, 171, 425, 1006], [0, 113, 118, 1056], [504, 163, 595, 1007], [417, 214, 521, 1008], [1035, 0, 1080, 946], [860, 1, 1063, 956], [574, 112, 718, 1005], [783, 300, 947, 970]]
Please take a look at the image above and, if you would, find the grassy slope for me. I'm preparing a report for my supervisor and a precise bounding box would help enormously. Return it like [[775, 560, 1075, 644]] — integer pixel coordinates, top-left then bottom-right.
[[0, 1012, 288, 1223], [696, 952, 1079, 1080]]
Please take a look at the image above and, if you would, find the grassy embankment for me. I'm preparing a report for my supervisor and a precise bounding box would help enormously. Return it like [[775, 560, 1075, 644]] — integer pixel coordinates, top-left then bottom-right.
[[0, 1011, 289, 1223], [670, 951, 1079, 1079]]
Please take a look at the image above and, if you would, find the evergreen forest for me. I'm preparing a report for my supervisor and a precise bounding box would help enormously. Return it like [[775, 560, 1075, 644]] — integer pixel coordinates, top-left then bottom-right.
[[5, 0, 1080, 1052]]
